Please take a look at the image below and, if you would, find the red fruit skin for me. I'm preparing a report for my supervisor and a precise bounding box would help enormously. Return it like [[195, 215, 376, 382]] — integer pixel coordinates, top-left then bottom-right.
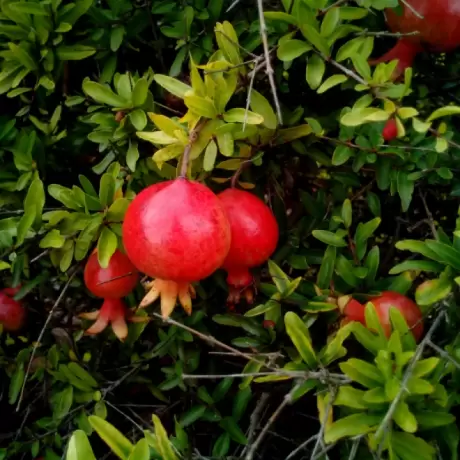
[[0, 288, 26, 332], [122, 179, 231, 282], [344, 291, 423, 342], [372, 1, 460, 77], [84, 249, 139, 299], [382, 119, 398, 141], [218, 189, 279, 288]]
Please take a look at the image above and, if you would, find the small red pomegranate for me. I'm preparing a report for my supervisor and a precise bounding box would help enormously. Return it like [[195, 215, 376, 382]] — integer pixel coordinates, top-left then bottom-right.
[[382, 119, 398, 141], [218, 188, 279, 304], [344, 291, 424, 342], [0, 287, 25, 332], [370, 0, 460, 78], [122, 179, 231, 317], [81, 249, 139, 341]]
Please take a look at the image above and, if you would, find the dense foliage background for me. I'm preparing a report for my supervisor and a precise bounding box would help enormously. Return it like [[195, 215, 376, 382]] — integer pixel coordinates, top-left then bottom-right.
[[2, 0, 460, 459]]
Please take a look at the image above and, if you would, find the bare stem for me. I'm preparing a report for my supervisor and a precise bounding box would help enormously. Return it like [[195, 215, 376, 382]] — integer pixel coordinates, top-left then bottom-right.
[[179, 122, 202, 178], [16, 268, 79, 411], [400, 0, 424, 19]]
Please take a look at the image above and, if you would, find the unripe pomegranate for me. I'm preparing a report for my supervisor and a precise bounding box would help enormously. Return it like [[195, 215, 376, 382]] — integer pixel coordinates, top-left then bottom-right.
[[82, 249, 139, 341], [370, 0, 460, 78], [0, 287, 25, 332], [344, 291, 424, 342], [122, 179, 231, 317], [218, 188, 279, 304], [382, 119, 398, 141]]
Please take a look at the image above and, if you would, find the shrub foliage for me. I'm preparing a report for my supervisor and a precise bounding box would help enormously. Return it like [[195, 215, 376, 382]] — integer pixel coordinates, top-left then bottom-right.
[[1, 0, 460, 459]]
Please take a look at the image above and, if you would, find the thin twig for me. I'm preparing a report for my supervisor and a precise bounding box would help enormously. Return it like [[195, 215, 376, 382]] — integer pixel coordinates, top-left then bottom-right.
[[419, 189, 438, 239], [182, 371, 350, 382], [373, 310, 446, 450], [285, 434, 318, 460], [179, 122, 203, 178], [256, 0, 283, 124], [244, 381, 303, 460], [16, 268, 79, 411], [105, 400, 145, 433], [427, 341, 460, 371], [400, 0, 424, 19], [310, 389, 336, 460]]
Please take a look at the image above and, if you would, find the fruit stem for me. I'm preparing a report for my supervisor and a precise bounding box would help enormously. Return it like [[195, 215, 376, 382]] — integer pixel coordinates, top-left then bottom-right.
[[179, 122, 203, 178]]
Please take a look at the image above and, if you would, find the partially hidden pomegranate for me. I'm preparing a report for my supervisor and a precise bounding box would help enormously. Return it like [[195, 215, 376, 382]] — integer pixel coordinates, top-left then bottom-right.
[[382, 119, 398, 141], [218, 188, 279, 304], [370, 0, 460, 79], [0, 287, 25, 332], [81, 249, 139, 341], [343, 291, 424, 342], [122, 179, 231, 318]]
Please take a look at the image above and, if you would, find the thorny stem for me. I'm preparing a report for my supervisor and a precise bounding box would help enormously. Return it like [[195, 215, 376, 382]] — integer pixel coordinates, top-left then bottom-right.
[[373, 310, 446, 452], [16, 267, 80, 411], [179, 122, 202, 178], [256, 0, 283, 125]]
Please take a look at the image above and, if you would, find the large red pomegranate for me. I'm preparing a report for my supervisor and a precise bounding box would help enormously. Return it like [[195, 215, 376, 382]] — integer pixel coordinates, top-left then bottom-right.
[[343, 291, 424, 342], [371, 0, 460, 78], [82, 249, 139, 341], [218, 188, 279, 304], [0, 287, 25, 332], [122, 178, 231, 317]]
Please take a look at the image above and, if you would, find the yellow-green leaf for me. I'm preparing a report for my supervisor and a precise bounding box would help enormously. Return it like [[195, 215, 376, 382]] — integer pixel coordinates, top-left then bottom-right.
[[154, 74, 192, 99], [284, 311, 317, 368], [223, 108, 263, 125], [184, 94, 217, 118], [250, 89, 277, 130], [136, 131, 178, 145]]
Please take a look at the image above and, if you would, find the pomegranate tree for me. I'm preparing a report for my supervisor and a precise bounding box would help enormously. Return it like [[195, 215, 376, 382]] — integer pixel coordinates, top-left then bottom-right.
[[122, 179, 231, 317], [0, 287, 25, 332], [81, 249, 139, 341], [218, 188, 279, 304], [343, 291, 424, 342], [370, 0, 460, 78]]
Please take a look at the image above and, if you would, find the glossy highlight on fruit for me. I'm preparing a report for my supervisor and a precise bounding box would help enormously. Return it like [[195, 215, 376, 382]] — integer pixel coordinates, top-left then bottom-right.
[[122, 178, 231, 317], [0, 287, 25, 332], [370, 0, 460, 78], [344, 291, 424, 341], [84, 249, 139, 299], [218, 188, 279, 304], [82, 249, 140, 341]]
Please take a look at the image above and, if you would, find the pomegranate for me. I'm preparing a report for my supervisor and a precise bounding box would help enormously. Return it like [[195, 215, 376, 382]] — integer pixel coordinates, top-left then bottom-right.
[[218, 188, 279, 304], [343, 291, 424, 342], [122, 179, 231, 317], [82, 249, 139, 341], [0, 287, 25, 332], [370, 0, 460, 78], [382, 119, 398, 141]]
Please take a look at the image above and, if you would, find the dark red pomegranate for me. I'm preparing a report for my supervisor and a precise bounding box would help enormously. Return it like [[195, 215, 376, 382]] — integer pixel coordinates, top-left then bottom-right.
[[371, 0, 460, 78], [0, 287, 25, 332], [122, 179, 231, 317], [218, 188, 279, 304], [382, 119, 398, 141], [344, 291, 424, 342], [82, 249, 139, 341]]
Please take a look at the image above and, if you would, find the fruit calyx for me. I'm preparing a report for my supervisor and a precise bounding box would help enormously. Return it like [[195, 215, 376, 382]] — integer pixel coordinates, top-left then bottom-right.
[[122, 178, 231, 318], [0, 287, 26, 332], [80, 298, 145, 341], [82, 249, 140, 340], [369, 38, 423, 80], [218, 188, 279, 305]]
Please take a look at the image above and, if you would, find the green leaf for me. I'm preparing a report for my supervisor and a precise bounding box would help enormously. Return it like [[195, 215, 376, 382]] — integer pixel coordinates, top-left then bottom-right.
[[8, 43, 37, 70], [10, 2, 47, 15], [339, 359, 383, 388], [66, 430, 96, 460], [317, 245, 336, 289], [394, 401, 417, 433], [268, 259, 290, 293], [154, 74, 192, 99], [99, 173, 116, 208], [320, 7, 340, 36], [219, 417, 248, 445], [306, 54, 325, 90], [427, 105, 460, 122], [300, 23, 330, 56], [415, 278, 452, 306], [107, 198, 130, 222], [424, 240, 460, 270], [83, 81, 128, 107], [415, 411, 455, 429], [389, 260, 444, 275], [223, 108, 263, 125], [8, 363, 24, 404], [212, 433, 230, 458], [334, 386, 367, 409], [331, 144, 353, 165], [127, 439, 149, 460], [51, 386, 74, 420], [88, 415, 134, 460], [284, 311, 317, 368], [325, 414, 381, 443], [341, 199, 352, 228], [354, 218, 381, 260], [203, 139, 217, 171], [40, 229, 65, 249], [132, 78, 149, 107], [341, 108, 389, 126], [56, 45, 96, 60], [392, 432, 435, 460], [397, 171, 414, 212], [152, 414, 178, 460], [129, 110, 147, 131], [317, 74, 348, 94], [110, 26, 125, 52], [179, 405, 207, 427], [97, 228, 118, 269], [264, 11, 298, 25], [184, 94, 217, 118], [250, 89, 277, 129], [126, 141, 139, 172], [312, 230, 347, 247], [277, 39, 312, 61]]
